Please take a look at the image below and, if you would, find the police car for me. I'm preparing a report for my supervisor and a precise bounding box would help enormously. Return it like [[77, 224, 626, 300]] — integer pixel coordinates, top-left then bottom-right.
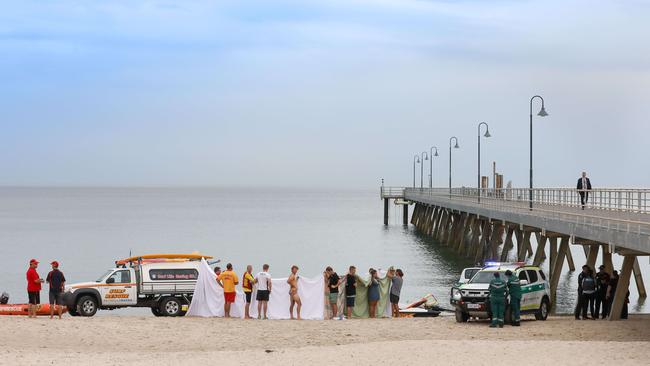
[[450, 262, 551, 323]]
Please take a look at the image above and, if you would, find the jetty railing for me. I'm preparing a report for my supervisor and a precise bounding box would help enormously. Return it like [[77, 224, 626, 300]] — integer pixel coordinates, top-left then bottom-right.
[[406, 187, 650, 214]]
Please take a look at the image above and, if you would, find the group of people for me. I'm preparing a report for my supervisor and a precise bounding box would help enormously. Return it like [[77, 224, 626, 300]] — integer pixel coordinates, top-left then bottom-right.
[[487, 270, 522, 328], [213, 263, 405, 319], [25, 259, 66, 319], [575, 264, 628, 320]]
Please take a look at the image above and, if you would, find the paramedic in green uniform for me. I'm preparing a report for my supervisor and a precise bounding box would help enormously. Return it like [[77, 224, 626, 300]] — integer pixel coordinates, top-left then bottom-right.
[[505, 270, 522, 326], [488, 272, 507, 328]]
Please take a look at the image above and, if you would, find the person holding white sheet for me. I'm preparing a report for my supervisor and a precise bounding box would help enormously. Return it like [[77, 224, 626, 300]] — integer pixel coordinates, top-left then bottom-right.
[[367, 268, 380, 318], [288, 265, 302, 320], [324, 266, 342, 320], [255, 264, 272, 320]]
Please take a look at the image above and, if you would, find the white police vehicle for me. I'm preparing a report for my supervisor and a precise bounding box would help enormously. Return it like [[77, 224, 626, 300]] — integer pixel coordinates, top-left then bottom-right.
[[450, 262, 551, 323]]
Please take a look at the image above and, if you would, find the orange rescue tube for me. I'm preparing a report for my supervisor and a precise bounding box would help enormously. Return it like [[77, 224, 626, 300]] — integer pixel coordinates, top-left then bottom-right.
[[0, 304, 68, 316]]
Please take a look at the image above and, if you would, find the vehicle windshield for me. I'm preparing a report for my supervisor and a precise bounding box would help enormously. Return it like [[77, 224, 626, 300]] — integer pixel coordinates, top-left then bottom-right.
[[96, 270, 113, 282], [464, 268, 480, 280], [469, 271, 504, 284]]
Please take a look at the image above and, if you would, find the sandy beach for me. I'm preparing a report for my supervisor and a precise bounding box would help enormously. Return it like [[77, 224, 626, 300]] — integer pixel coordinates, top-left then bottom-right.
[[0, 314, 648, 365]]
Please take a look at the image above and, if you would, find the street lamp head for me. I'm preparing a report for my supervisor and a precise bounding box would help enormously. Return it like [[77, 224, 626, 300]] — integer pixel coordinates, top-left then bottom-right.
[[484, 129, 491, 138], [434, 150, 439, 157], [416, 157, 420, 163], [454, 142, 460, 149], [538, 106, 548, 117]]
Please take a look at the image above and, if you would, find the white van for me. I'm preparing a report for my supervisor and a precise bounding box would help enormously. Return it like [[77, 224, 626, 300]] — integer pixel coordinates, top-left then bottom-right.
[[62, 254, 211, 317]]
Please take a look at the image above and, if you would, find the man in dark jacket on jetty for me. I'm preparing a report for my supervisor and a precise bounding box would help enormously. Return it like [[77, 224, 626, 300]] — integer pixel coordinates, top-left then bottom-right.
[[576, 172, 592, 210], [489, 272, 507, 328]]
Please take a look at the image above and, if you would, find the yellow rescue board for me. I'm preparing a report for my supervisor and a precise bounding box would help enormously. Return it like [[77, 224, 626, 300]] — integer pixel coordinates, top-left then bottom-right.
[[116, 253, 213, 265]]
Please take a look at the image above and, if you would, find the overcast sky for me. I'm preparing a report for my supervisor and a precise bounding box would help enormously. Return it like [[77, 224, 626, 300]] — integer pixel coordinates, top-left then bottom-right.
[[1, 0, 649, 188]]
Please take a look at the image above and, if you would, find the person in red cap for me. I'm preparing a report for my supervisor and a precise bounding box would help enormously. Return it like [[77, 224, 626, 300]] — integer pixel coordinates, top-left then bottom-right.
[[26, 259, 44, 318], [46, 261, 66, 319]]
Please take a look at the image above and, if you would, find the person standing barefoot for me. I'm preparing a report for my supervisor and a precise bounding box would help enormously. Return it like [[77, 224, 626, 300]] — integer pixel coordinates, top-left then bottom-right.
[[288, 265, 301, 320]]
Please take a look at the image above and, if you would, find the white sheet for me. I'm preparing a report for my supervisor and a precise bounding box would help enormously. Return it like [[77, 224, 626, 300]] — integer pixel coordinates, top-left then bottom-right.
[[187, 258, 325, 320]]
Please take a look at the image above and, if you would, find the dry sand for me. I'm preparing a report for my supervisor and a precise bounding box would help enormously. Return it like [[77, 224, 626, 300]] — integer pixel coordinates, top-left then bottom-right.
[[0, 314, 648, 365]]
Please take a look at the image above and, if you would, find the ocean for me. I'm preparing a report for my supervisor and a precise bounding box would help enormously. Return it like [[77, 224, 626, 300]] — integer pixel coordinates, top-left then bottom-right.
[[0, 187, 647, 315]]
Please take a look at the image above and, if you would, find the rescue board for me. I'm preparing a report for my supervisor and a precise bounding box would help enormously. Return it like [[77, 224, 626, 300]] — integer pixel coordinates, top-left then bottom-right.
[[0, 303, 68, 316], [399, 308, 441, 318], [116, 253, 213, 265]]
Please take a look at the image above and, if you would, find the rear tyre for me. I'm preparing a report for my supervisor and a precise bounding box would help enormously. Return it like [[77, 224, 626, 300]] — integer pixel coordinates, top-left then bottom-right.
[[76, 296, 98, 317], [455, 309, 469, 323], [151, 307, 163, 317], [535, 297, 550, 320], [160, 297, 182, 317]]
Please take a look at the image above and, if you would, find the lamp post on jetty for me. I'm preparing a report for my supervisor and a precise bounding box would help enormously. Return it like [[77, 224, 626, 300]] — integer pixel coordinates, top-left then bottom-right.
[[477, 122, 491, 203], [420, 151, 428, 189], [413, 155, 420, 188], [429, 146, 439, 189], [448, 137, 460, 195], [529, 95, 548, 209]]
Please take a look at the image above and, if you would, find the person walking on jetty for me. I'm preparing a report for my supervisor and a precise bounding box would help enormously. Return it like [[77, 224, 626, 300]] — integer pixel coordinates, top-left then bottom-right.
[[242, 265, 254, 319], [595, 265, 610, 319], [288, 265, 301, 320], [387, 267, 404, 318], [344, 266, 358, 319], [218, 263, 238, 318], [576, 172, 592, 210], [367, 268, 380, 318], [255, 264, 272, 320], [488, 272, 507, 328], [46, 261, 66, 319], [505, 270, 521, 326], [26, 259, 44, 318], [324, 266, 342, 319], [580, 268, 597, 320]]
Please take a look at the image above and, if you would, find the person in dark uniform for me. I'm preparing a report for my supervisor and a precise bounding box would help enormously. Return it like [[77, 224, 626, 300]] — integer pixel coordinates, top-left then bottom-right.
[[505, 270, 521, 326], [488, 272, 507, 328], [574, 265, 590, 319], [344, 266, 358, 319], [576, 172, 592, 210], [594, 265, 610, 319]]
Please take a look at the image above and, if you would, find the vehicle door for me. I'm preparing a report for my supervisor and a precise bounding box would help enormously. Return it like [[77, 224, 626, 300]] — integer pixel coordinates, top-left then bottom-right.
[[523, 269, 541, 311], [100, 269, 138, 306], [516, 270, 531, 309]]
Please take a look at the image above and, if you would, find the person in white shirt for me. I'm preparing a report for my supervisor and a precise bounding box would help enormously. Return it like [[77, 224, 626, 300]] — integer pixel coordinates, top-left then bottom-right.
[[254, 264, 272, 319]]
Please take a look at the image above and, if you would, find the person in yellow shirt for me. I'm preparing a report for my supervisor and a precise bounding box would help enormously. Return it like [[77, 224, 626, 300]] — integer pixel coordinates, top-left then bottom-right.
[[242, 265, 255, 319], [217, 263, 239, 318]]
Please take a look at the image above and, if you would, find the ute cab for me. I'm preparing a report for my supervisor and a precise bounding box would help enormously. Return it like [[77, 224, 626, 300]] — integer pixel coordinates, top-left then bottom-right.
[[63, 253, 211, 317], [457, 267, 481, 286], [450, 262, 551, 323]]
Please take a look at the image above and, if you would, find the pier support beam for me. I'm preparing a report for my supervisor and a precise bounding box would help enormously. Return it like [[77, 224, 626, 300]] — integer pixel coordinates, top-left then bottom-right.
[[549, 236, 570, 307], [500, 226, 515, 262], [402, 204, 408, 226], [585, 244, 599, 271], [609, 255, 635, 320], [532, 234, 548, 266], [633, 258, 647, 298], [383, 198, 389, 226]]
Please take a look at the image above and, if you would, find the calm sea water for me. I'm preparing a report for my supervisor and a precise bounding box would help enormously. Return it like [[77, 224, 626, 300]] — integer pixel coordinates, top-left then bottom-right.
[[0, 187, 646, 314]]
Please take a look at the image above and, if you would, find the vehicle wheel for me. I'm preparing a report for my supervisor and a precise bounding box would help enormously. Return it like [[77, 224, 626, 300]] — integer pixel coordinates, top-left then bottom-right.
[[504, 305, 512, 324], [76, 296, 98, 317], [455, 309, 469, 323], [535, 297, 550, 320], [160, 297, 182, 317], [151, 307, 163, 317]]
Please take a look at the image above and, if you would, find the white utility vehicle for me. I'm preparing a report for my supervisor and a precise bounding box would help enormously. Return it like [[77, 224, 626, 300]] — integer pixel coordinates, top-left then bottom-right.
[[62, 254, 212, 317], [450, 262, 551, 323]]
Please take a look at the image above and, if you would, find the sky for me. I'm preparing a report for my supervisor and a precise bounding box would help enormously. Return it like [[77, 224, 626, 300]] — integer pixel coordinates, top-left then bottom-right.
[[1, 0, 649, 188]]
